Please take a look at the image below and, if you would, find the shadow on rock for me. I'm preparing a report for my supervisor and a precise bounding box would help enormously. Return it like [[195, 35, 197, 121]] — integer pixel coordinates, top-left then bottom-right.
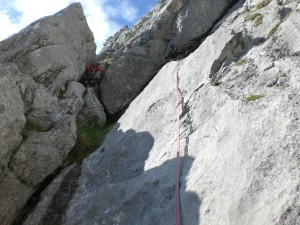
[[80, 123, 156, 184], [63, 123, 201, 225]]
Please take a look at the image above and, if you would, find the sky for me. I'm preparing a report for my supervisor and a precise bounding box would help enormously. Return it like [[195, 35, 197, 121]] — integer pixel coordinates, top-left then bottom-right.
[[0, 0, 158, 52]]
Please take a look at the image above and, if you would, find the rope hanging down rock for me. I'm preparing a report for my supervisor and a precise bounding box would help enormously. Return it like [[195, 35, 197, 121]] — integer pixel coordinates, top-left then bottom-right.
[[175, 61, 183, 225]]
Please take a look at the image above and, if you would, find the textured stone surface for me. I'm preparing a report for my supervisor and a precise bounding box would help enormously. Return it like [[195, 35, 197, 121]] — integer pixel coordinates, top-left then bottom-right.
[[0, 3, 96, 95], [77, 87, 106, 127], [0, 3, 97, 225], [10, 114, 76, 186], [23, 164, 82, 225], [0, 64, 26, 182], [0, 171, 33, 225], [60, 0, 300, 224], [165, 0, 236, 57], [2, 0, 300, 225], [98, 0, 236, 115]]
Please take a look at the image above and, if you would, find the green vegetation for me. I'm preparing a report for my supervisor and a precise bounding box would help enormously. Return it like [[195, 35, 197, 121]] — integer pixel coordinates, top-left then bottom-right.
[[282, 83, 290, 88], [267, 9, 292, 39], [64, 120, 114, 165], [22, 120, 44, 140], [246, 94, 264, 101], [210, 79, 221, 86], [267, 21, 282, 38], [280, 72, 287, 77], [250, 13, 264, 27], [255, 0, 272, 10], [235, 58, 248, 66]]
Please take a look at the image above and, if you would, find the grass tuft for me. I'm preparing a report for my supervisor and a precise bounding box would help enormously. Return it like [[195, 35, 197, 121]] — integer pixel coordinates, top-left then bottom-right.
[[267, 22, 282, 38], [246, 94, 264, 101], [235, 58, 248, 66], [210, 80, 221, 86], [255, 0, 272, 10], [250, 13, 264, 27], [64, 122, 114, 165], [267, 10, 292, 39]]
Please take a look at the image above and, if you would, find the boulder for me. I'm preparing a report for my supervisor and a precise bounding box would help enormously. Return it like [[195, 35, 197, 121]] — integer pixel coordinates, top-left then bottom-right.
[[10, 114, 77, 186], [0, 3, 96, 95], [0, 3, 97, 225]]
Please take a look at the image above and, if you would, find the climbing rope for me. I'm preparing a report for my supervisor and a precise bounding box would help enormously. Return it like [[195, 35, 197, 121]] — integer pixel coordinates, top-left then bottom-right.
[[175, 61, 183, 225]]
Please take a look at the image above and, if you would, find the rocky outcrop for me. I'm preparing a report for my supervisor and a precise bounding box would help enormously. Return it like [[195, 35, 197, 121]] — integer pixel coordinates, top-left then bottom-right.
[[0, 3, 96, 95], [1, 0, 300, 224], [98, 0, 238, 115], [22, 0, 300, 225], [0, 3, 97, 225]]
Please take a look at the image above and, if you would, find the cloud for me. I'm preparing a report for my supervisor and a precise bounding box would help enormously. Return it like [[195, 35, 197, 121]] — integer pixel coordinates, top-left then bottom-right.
[[79, 0, 122, 52], [103, 0, 138, 24], [119, 0, 138, 22], [0, 0, 74, 41]]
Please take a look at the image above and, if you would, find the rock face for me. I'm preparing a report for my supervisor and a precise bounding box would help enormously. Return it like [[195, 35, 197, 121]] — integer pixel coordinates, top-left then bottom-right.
[[98, 0, 237, 115], [0, 3, 97, 225], [77, 87, 106, 127], [22, 0, 300, 225], [165, 0, 237, 57], [2, 0, 300, 225], [23, 164, 82, 225]]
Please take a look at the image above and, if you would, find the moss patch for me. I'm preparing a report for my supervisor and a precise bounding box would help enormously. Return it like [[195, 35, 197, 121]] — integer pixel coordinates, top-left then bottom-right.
[[246, 94, 264, 101], [255, 0, 272, 10], [64, 122, 114, 165], [250, 13, 264, 27], [235, 58, 248, 66], [267, 21, 282, 38], [210, 80, 221, 86], [267, 9, 292, 39]]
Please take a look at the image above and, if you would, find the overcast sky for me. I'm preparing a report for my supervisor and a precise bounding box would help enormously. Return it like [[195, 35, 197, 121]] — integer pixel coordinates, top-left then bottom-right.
[[0, 0, 157, 52]]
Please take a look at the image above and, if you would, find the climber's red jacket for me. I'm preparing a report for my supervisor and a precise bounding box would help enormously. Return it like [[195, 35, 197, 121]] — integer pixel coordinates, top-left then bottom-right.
[[86, 64, 103, 75]]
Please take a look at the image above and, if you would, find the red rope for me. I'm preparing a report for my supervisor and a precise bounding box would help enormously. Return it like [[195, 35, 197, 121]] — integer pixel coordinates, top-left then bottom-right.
[[175, 62, 182, 225]]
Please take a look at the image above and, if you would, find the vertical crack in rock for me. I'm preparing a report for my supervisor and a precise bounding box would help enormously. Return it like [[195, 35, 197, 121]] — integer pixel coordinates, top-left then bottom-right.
[[40, 163, 82, 225]]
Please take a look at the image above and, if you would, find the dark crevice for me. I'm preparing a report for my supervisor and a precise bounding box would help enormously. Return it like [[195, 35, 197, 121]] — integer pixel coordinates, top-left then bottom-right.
[[40, 163, 82, 225], [12, 163, 77, 225], [96, 87, 114, 124]]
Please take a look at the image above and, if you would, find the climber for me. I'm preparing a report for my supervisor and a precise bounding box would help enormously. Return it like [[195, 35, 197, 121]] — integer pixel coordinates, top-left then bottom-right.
[[80, 64, 105, 87]]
